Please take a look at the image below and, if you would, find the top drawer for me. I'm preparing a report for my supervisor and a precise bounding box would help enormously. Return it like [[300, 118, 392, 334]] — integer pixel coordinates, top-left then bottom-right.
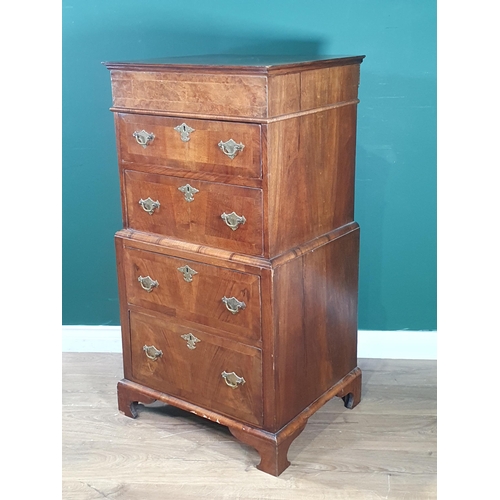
[[106, 60, 363, 118], [116, 113, 262, 179], [109, 69, 268, 118]]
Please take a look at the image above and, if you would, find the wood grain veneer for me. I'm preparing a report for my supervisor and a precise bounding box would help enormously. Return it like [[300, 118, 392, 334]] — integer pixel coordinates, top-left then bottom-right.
[[106, 55, 364, 119], [120, 242, 262, 341], [123, 170, 264, 256], [106, 54, 365, 476], [116, 113, 262, 178]]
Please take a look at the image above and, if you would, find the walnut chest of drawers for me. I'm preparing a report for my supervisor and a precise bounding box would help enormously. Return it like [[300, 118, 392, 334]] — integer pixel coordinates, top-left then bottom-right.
[[105, 54, 365, 476]]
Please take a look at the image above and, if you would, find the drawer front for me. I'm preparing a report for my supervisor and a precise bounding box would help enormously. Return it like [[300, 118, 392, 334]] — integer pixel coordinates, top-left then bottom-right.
[[117, 113, 262, 178], [129, 311, 263, 426], [124, 170, 263, 256], [110, 70, 268, 118], [123, 246, 261, 341]]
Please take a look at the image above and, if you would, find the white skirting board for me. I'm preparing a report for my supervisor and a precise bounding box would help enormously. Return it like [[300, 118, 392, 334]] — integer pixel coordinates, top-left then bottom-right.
[[61, 326, 437, 360]]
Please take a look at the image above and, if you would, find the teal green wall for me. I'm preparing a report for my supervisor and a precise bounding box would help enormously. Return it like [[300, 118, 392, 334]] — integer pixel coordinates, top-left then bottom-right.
[[62, 1, 436, 330]]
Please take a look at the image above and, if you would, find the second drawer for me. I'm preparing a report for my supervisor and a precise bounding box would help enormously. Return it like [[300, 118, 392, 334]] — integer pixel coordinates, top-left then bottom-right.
[[122, 245, 262, 341], [124, 170, 264, 256], [116, 113, 262, 179]]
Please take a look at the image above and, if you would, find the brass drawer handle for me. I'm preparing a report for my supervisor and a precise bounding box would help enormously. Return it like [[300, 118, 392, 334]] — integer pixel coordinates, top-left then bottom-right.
[[177, 264, 198, 283], [138, 275, 159, 292], [221, 371, 246, 389], [218, 138, 245, 159], [139, 197, 160, 215], [133, 130, 155, 148], [178, 183, 199, 202], [174, 123, 195, 142], [221, 211, 246, 231], [222, 296, 246, 314], [143, 345, 163, 361], [181, 333, 200, 350]]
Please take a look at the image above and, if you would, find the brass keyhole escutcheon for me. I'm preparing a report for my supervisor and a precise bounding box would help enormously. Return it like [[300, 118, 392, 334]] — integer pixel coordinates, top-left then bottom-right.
[[177, 265, 198, 283], [174, 123, 195, 142], [178, 184, 199, 202], [181, 333, 200, 350]]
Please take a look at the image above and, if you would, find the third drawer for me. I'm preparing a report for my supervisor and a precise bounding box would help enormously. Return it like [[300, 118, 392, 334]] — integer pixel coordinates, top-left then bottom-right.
[[124, 169, 264, 256]]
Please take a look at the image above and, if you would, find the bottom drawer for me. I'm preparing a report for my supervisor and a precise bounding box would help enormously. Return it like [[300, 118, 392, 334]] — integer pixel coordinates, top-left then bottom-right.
[[129, 310, 263, 426]]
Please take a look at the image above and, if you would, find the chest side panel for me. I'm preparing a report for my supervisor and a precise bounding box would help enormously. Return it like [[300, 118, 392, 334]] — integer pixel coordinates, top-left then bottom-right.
[[273, 228, 360, 428], [266, 104, 358, 257]]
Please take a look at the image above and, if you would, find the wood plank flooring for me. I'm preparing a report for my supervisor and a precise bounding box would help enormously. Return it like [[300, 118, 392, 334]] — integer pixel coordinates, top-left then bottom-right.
[[62, 354, 436, 499]]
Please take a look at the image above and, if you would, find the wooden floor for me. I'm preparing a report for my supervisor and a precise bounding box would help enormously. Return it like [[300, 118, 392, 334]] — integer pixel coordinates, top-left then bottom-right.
[[62, 354, 436, 499]]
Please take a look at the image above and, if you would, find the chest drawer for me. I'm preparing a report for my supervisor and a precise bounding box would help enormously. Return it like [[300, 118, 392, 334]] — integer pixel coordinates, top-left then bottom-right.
[[129, 310, 263, 426], [124, 170, 263, 256], [122, 246, 261, 341], [116, 113, 262, 178]]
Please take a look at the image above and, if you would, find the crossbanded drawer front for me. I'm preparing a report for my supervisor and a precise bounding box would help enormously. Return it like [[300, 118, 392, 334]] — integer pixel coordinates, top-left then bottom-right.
[[123, 246, 261, 341], [109, 70, 268, 118], [124, 169, 263, 256], [129, 310, 263, 426], [117, 113, 262, 178]]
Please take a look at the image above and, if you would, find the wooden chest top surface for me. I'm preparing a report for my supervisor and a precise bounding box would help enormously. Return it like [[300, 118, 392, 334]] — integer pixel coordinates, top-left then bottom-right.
[[103, 54, 365, 73]]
